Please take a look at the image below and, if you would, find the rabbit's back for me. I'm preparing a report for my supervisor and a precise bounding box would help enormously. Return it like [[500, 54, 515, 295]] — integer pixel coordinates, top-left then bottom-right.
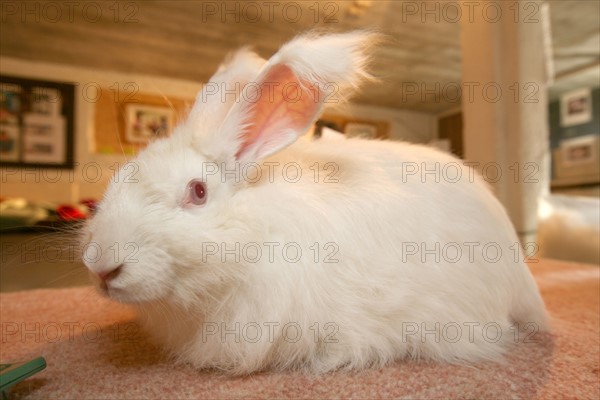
[[208, 136, 548, 373]]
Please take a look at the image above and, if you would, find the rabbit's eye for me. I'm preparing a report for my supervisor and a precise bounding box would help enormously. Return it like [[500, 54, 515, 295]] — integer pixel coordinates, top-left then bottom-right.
[[185, 179, 207, 206]]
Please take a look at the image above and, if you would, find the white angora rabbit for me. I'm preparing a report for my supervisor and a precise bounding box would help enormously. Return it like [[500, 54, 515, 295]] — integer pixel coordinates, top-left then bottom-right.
[[83, 31, 548, 374]]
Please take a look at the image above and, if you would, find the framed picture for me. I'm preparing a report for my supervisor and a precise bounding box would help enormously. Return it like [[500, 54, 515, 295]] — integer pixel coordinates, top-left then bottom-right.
[[315, 115, 389, 140], [344, 122, 379, 139], [125, 104, 174, 144], [560, 135, 597, 167], [22, 113, 66, 164], [0, 75, 75, 169], [560, 88, 593, 127]]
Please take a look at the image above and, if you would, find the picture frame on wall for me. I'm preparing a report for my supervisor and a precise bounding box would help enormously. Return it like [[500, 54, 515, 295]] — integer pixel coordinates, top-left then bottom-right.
[[317, 115, 389, 140], [560, 88, 593, 127], [560, 134, 597, 167], [0, 75, 75, 169], [125, 104, 174, 144], [344, 122, 379, 139], [21, 113, 66, 164]]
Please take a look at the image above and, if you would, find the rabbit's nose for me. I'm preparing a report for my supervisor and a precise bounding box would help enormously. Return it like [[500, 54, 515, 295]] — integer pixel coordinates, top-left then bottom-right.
[[97, 264, 124, 283]]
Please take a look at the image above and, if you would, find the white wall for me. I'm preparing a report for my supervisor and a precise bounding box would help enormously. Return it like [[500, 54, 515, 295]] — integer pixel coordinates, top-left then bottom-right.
[[0, 56, 436, 204]]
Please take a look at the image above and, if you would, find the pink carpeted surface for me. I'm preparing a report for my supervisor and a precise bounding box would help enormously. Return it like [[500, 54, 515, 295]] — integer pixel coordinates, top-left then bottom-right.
[[1, 259, 599, 399]]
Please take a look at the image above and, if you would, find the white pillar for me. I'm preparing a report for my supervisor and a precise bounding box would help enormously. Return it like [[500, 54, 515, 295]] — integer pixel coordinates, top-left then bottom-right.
[[460, 0, 551, 244]]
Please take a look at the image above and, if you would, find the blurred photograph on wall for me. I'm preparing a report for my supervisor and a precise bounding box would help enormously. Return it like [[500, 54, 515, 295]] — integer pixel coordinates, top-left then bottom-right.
[[0, 75, 74, 168], [561, 88, 593, 127]]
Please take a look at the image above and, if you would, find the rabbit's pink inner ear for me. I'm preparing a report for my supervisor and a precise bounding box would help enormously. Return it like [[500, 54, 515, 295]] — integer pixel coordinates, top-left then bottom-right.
[[235, 64, 322, 161]]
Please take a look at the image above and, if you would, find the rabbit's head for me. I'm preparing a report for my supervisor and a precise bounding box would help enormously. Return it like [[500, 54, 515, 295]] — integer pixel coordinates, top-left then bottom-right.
[[83, 31, 377, 304]]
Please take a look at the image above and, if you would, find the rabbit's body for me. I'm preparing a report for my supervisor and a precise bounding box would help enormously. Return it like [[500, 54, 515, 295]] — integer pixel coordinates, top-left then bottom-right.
[[134, 136, 547, 374], [84, 31, 547, 374]]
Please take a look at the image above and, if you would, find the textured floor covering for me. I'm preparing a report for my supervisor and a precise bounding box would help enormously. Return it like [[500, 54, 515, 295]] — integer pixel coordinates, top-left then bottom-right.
[[1, 259, 598, 399]]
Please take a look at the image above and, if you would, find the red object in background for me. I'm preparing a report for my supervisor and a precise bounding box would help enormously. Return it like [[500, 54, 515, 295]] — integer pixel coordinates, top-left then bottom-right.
[[56, 205, 87, 220]]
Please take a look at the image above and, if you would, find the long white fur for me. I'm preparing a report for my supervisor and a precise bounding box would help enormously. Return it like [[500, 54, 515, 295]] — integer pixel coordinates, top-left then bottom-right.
[[84, 31, 548, 375]]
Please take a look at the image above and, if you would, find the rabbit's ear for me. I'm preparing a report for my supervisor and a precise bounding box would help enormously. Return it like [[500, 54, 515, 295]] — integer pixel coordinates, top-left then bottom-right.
[[187, 48, 266, 135], [198, 31, 378, 163]]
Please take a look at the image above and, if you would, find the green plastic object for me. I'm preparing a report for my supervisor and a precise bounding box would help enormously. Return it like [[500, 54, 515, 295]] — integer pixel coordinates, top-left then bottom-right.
[[0, 357, 46, 395]]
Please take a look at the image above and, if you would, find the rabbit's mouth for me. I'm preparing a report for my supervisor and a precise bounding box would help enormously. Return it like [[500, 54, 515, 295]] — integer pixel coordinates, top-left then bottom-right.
[[91, 272, 125, 301], [92, 272, 171, 304], [100, 285, 158, 304]]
